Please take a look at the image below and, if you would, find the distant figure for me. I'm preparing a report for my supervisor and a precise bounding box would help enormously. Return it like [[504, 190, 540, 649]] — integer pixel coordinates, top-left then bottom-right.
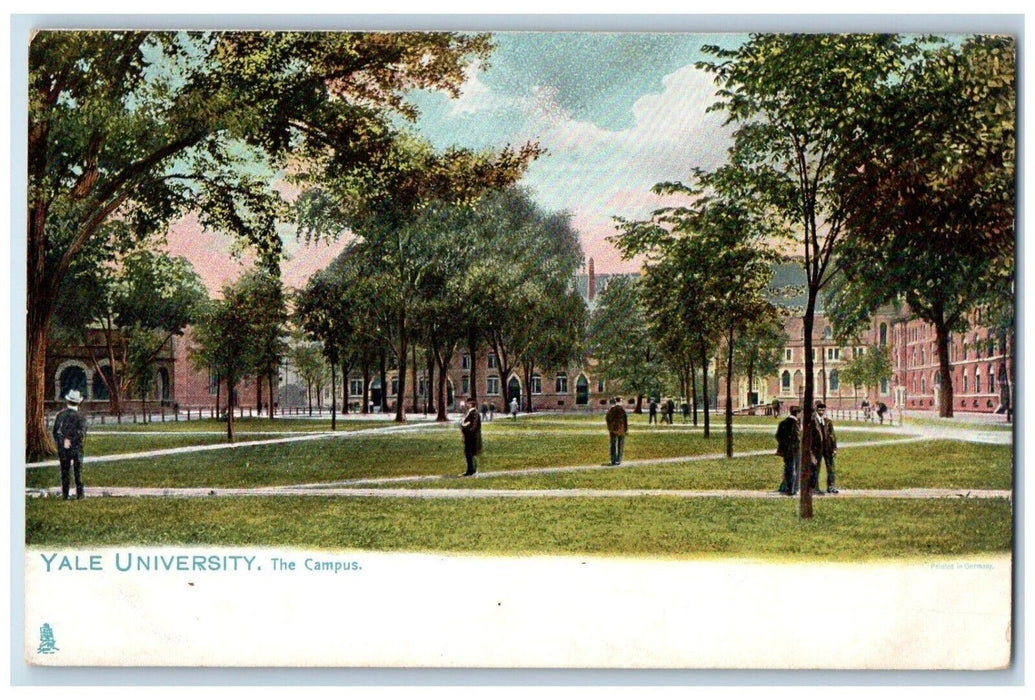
[[648, 399, 658, 425], [861, 399, 871, 422], [460, 397, 483, 476], [488, 403, 495, 421], [510, 397, 519, 419], [682, 402, 690, 423], [876, 401, 889, 425], [605, 396, 629, 466], [52, 389, 88, 500], [775, 405, 802, 495], [771, 398, 781, 417], [480, 403, 488, 420], [665, 398, 675, 425]]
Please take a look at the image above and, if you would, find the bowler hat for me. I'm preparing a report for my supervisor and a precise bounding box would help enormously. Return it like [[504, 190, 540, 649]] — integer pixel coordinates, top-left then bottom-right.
[[65, 389, 84, 405]]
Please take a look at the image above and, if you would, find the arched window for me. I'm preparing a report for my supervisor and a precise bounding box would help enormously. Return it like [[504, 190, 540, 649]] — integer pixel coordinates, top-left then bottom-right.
[[988, 365, 995, 394], [880, 378, 888, 394], [781, 370, 791, 392], [829, 370, 840, 392], [975, 368, 981, 394], [921, 376, 927, 394], [879, 323, 888, 347], [962, 369, 969, 393], [793, 370, 803, 395], [823, 326, 832, 340]]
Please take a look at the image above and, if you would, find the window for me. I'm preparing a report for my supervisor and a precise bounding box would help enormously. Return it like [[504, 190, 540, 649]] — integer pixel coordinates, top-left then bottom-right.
[[350, 379, 363, 396], [555, 373, 568, 394], [487, 353, 498, 369], [486, 376, 500, 395], [827, 348, 840, 360], [880, 378, 889, 395], [879, 323, 888, 347], [962, 370, 969, 393], [461, 353, 470, 370], [823, 326, 832, 340], [988, 365, 995, 394], [208, 367, 219, 396], [829, 370, 840, 392], [974, 334, 982, 359], [531, 374, 542, 395], [975, 369, 981, 394], [781, 371, 791, 391], [390, 378, 399, 396], [597, 379, 605, 393], [785, 348, 793, 362], [811, 348, 816, 360], [461, 376, 470, 396]]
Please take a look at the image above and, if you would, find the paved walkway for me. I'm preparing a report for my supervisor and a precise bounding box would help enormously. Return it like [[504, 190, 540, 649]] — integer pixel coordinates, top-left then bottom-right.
[[25, 485, 1012, 500]]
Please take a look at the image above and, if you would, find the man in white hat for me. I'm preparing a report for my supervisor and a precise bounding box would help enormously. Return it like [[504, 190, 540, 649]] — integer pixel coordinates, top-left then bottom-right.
[[52, 389, 88, 500]]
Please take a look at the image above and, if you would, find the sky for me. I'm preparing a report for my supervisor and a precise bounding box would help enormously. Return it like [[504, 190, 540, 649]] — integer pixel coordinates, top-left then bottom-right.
[[170, 32, 748, 293], [406, 32, 745, 274]]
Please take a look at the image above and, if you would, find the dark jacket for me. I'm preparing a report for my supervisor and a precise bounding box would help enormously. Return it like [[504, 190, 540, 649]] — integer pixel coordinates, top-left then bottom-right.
[[819, 417, 837, 458], [775, 415, 800, 457], [461, 408, 483, 457], [606, 404, 628, 436], [52, 407, 87, 453], [803, 415, 826, 466]]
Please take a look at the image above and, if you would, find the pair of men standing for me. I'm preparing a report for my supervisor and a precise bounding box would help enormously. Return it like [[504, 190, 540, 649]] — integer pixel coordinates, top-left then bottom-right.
[[776, 402, 838, 495], [52, 389, 88, 500]]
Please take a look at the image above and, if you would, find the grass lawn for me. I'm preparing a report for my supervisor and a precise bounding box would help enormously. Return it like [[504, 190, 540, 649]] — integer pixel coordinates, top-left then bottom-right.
[[375, 439, 1012, 492], [25, 419, 908, 490], [24, 495, 1012, 560]]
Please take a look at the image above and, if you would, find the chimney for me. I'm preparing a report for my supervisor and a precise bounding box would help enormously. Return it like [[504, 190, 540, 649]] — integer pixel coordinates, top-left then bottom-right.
[[588, 258, 596, 301]]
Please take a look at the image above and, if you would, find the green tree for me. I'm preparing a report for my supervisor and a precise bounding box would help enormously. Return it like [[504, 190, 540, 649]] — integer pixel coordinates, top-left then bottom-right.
[[52, 247, 206, 419], [839, 345, 893, 408], [190, 274, 260, 442], [832, 36, 1016, 417], [698, 34, 924, 516], [28, 29, 495, 459], [733, 305, 786, 414], [293, 138, 541, 423]]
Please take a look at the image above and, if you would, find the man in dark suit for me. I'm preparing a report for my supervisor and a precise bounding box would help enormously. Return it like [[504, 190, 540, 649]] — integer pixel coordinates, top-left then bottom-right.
[[775, 405, 801, 495], [52, 389, 88, 500], [460, 397, 483, 476], [812, 402, 839, 494], [605, 397, 629, 465]]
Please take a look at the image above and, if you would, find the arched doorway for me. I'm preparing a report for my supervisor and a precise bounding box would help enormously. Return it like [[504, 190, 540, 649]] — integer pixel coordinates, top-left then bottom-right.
[[57, 364, 88, 402], [507, 376, 521, 406], [575, 375, 590, 405]]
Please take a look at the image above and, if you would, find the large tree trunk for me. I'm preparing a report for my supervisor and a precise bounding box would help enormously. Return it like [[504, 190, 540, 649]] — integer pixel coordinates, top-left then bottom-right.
[[699, 337, 711, 439], [435, 351, 451, 422], [26, 312, 56, 460], [523, 363, 535, 413], [799, 294, 818, 520], [467, 330, 479, 402], [934, 320, 955, 418], [690, 355, 699, 426], [330, 363, 337, 431], [411, 343, 419, 414], [425, 349, 435, 414], [395, 311, 408, 423], [226, 377, 236, 443], [725, 326, 735, 458]]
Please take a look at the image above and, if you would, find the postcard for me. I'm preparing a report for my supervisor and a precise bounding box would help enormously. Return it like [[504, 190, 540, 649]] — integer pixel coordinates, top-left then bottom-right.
[[14, 17, 1017, 676]]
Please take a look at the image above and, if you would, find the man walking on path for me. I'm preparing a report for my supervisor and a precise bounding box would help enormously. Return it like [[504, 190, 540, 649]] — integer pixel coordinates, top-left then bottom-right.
[[460, 397, 483, 476], [509, 397, 519, 420], [606, 397, 629, 466], [812, 402, 839, 493], [776, 405, 802, 495], [52, 389, 87, 500]]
